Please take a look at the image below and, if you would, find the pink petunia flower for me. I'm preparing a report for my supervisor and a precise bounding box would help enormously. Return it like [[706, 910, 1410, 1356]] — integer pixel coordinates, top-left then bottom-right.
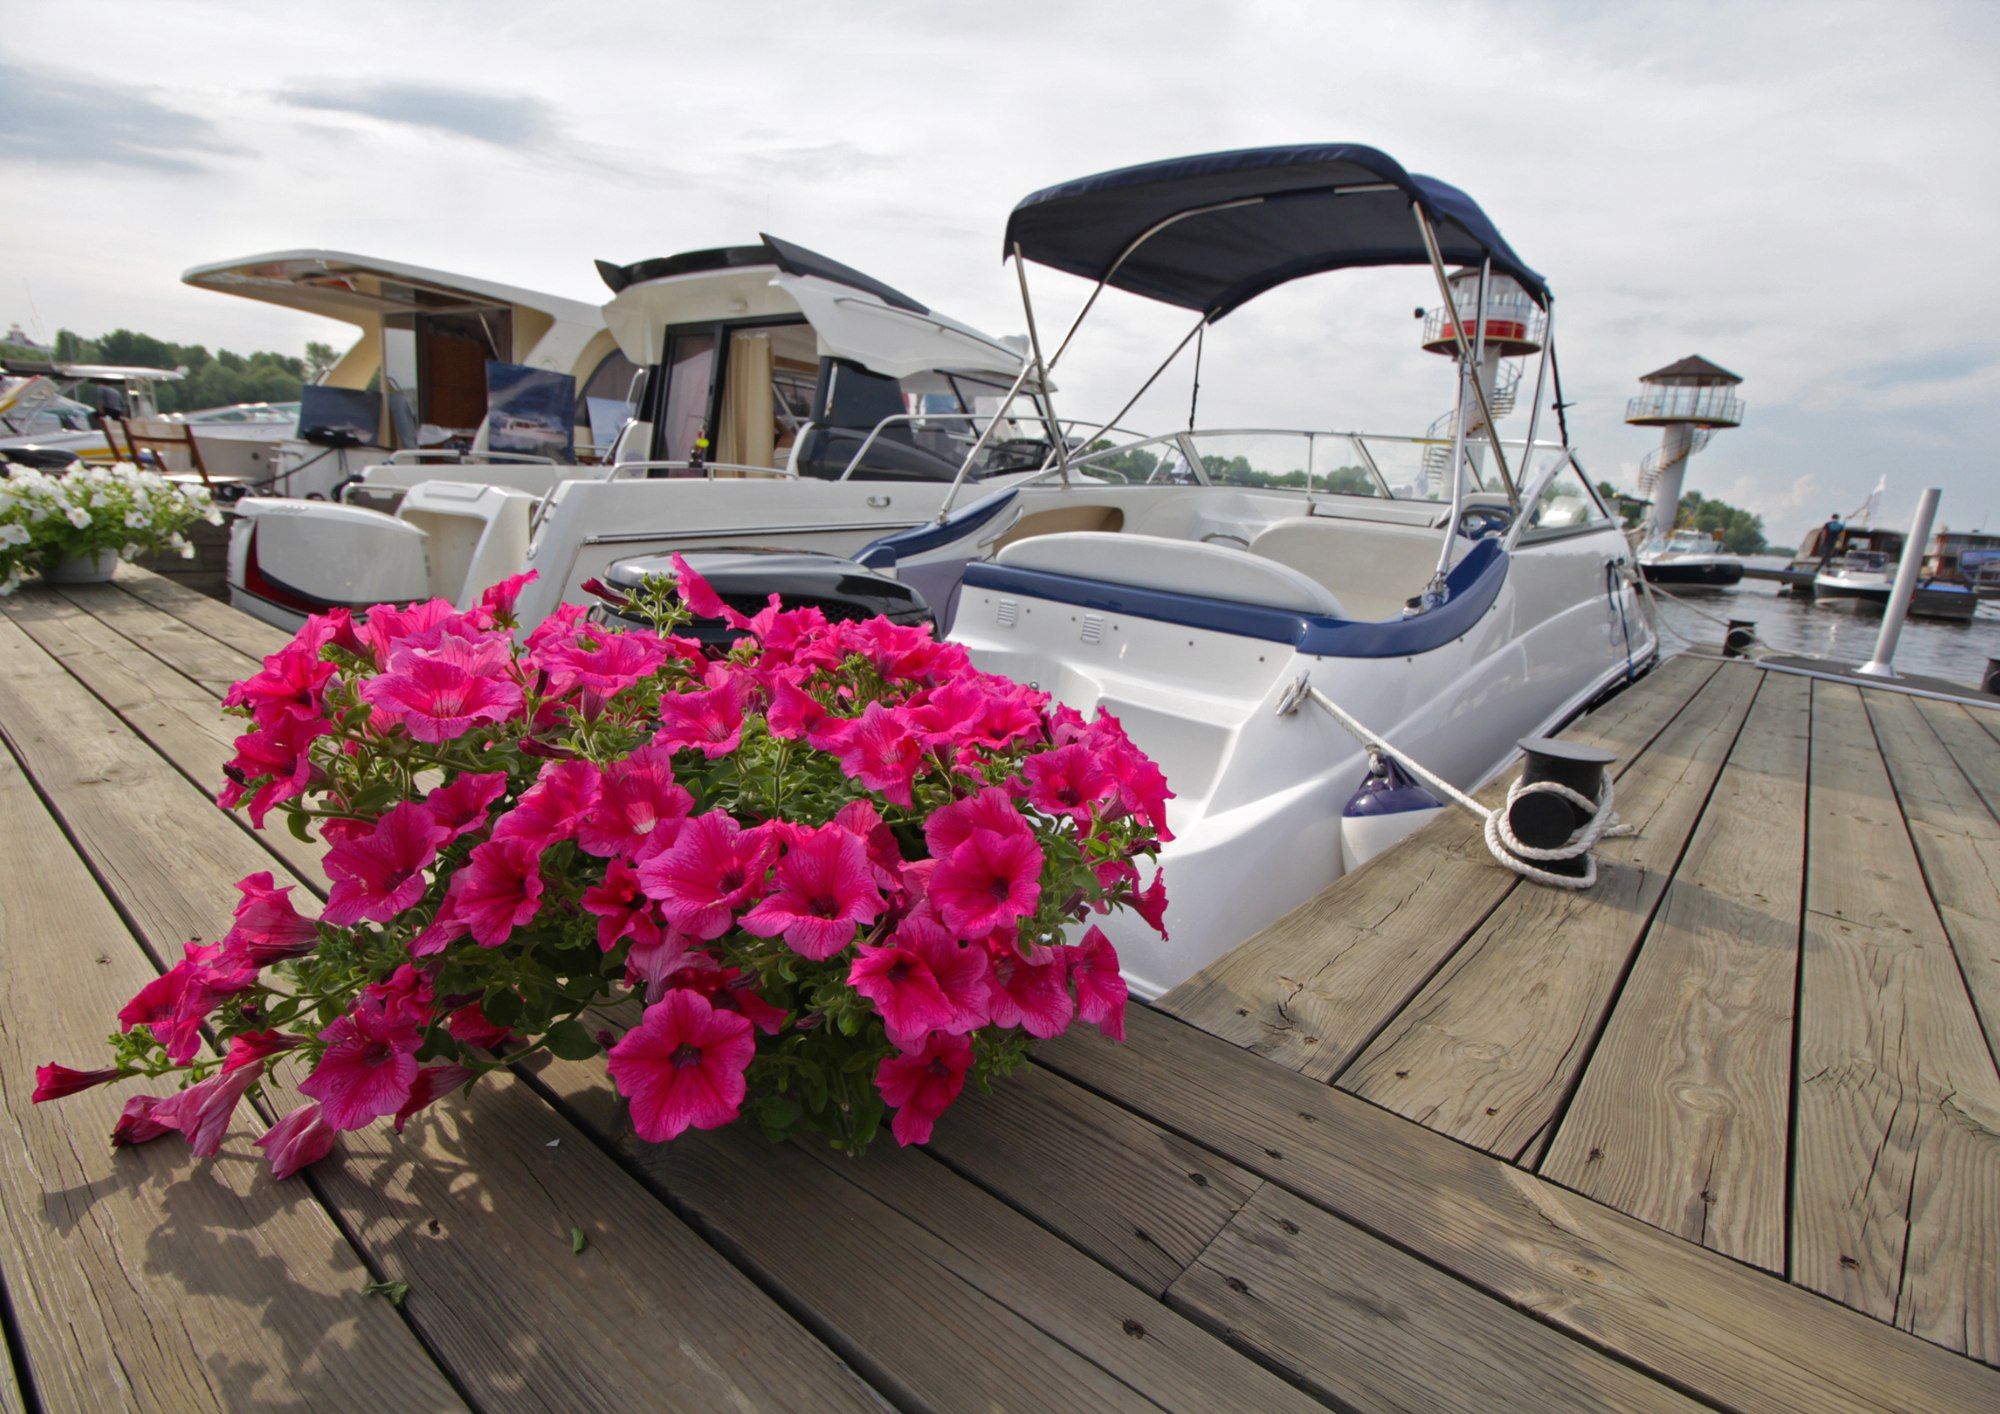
[[824, 700, 922, 806], [984, 946, 1075, 1038], [577, 746, 693, 860], [605, 989, 755, 1141], [1130, 867, 1170, 939], [1022, 743, 1117, 828], [223, 640, 337, 728], [446, 1001, 515, 1051], [360, 633, 524, 743], [151, 1062, 264, 1157], [1066, 926, 1128, 1041], [875, 1032, 973, 1146], [834, 799, 906, 890], [393, 1064, 472, 1132], [356, 599, 473, 666], [119, 943, 245, 1066], [653, 677, 748, 758], [668, 552, 753, 629], [765, 676, 836, 743], [929, 828, 1044, 940], [219, 872, 320, 969], [32, 1063, 119, 1103], [634, 811, 775, 941], [539, 628, 670, 699], [848, 943, 956, 1049], [491, 759, 598, 852], [218, 715, 329, 827], [922, 785, 1031, 859], [898, 913, 991, 1034], [111, 1094, 174, 1147], [624, 928, 704, 1001], [223, 1030, 303, 1072], [422, 771, 511, 844], [255, 1101, 337, 1179], [299, 1000, 423, 1131], [364, 963, 436, 1025], [445, 837, 546, 947], [322, 802, 447, 927], [739, 825, 885, 959], [474, 569, 537, 626], [581, 856, 669, 951]]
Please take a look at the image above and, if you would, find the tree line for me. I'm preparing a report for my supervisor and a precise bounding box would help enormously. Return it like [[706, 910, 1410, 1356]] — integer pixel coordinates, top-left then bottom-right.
[[1596, 480, 1771, 554], [3, 327, 339, 416]]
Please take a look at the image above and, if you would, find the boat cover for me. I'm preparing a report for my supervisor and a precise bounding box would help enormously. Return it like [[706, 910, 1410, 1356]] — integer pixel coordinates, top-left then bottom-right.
[[1002, 143, 1546, 318]]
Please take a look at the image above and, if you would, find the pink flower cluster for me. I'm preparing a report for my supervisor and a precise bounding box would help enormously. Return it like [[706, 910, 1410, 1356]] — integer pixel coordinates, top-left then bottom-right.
[[38, 561, 1170, 1169]]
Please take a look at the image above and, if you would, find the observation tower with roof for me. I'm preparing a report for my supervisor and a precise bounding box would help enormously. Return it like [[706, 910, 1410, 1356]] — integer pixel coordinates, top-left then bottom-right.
[[1416, 267, 1546, 492], [1625, 354, 1745, 540]]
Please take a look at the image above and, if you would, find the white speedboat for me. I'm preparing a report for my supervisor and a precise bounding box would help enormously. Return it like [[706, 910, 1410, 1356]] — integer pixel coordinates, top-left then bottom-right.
[[224, 235, 1058, 628], [875, 143, 1657, 996], [1816, 547, 1979, 622], [182, 251, 618, 500], [0, 361, 186, 463], [1637, 527, 1742, 587]]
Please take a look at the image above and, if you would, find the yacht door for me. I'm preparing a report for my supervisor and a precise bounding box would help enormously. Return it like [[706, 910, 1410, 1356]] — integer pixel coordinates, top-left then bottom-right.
[[652, 331, 717, 468]]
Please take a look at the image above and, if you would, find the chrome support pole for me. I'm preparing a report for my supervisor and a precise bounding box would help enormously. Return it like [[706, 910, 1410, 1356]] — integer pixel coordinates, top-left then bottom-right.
[[1856, 486, 1941, 679], [1073, 313, 1208, 454], [1413, 205, 1517, 506], [1519, 307, 1554, 484], [1013, 243, 1069, 484], [934, 354, 1040, 522]]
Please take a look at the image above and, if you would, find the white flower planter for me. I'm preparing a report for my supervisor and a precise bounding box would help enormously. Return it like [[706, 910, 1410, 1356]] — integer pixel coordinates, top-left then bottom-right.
[[44, 549, 120, 585]]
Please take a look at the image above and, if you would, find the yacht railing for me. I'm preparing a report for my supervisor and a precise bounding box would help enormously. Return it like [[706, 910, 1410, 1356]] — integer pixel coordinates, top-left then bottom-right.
[[600, 460, 796, 482], [384, 448, 561, 467], [834, 411, 1153, 482]]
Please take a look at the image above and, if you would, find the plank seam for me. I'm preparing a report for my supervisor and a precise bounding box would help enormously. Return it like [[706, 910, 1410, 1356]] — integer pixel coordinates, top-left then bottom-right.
[[1320, 655, 1730, 1089], [0, 697, 479, 1411], [109, 577, 274, 662], [509, 1064, 916, 1412], [1030, 1015, 1727, 1410], [1520, 666, 1772, 1169], [0, 1267, 43, 1414], [1781, 680, 1816, 1285]]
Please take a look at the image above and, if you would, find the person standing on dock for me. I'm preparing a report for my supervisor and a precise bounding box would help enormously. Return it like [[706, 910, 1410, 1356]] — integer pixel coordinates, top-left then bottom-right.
[[1816, 511, 1845, 570]]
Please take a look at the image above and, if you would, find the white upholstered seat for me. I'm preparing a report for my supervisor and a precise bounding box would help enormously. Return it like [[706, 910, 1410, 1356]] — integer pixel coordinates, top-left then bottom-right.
[[994, 531, 1346, 617]]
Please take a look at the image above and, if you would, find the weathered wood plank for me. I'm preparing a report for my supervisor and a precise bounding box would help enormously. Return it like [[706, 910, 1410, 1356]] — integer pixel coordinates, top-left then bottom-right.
[[1538, 669, 1809, 1272], [0, 593, 326, 888], [922, 1061, 1264, 1297], [1169, 1184, 1699, 1411], [527, 1052, 1312, 1413], [0, 608, 885, 1412], [0, 712, 463, 1412], [1040, 1007, 2000, 1411], [1340, 660, 1764, 1160], [1160, 653, 1722, 1080], [1793, 682, 2000, 1360], [113, 563, 293, 661], [63, 582, 264, 697], [0, 1315, 25, 1414], [1913, 696, 2000, 826], [1871, 692, 2000, 1068]]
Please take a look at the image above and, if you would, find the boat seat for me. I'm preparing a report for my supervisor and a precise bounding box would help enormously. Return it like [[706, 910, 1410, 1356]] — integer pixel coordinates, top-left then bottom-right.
[[994, 531, 1345, 617], [1248, 517, 1446, 622]]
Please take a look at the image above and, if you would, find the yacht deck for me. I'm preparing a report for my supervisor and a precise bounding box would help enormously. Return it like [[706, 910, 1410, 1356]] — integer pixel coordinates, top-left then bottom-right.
[[0, 570, 1995, 1410]]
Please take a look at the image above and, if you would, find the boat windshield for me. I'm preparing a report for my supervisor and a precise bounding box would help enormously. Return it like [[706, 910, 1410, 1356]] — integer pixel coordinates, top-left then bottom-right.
[[1065, 428, 1568, 503], [1842, 550, 1889, 572]]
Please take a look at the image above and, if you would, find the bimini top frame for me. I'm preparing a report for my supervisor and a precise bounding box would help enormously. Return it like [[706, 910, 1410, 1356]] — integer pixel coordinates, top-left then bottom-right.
[[941, 144, 1567, 594]]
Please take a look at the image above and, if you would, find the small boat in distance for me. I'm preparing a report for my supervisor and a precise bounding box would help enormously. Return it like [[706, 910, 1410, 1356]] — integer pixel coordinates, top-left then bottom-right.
[[1815, 545, 1980, 622], [1637, 527, 1743, 587]]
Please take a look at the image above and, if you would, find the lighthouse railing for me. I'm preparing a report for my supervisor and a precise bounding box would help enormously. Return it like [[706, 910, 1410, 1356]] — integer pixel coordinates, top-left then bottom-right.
[[1625, 388, 1745, 425]]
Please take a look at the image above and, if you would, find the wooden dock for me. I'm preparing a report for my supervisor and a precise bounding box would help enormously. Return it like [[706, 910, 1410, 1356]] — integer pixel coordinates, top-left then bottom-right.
[[1, 570, 1996, 1411]]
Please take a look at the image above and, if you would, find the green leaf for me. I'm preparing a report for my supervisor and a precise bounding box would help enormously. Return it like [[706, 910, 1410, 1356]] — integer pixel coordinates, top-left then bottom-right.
[[481, 987, 522, 1028], [285, 809, 314, 844], [544, 1019, 599, 1061], [363, 1279, 410, 1307], [570, 1226, 589, 1256]]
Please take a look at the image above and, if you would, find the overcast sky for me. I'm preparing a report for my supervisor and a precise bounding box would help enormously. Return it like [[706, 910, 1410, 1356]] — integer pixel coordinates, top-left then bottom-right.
[[4, 0, 1996, 544]]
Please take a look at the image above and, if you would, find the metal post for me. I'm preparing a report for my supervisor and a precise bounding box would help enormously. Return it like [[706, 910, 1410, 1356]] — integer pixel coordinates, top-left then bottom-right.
[[1013, 244, 1069, 484], [1855, 486, 1941, 679], [1519, 310, 1553, 480], [1412, 205, 1517, 506]]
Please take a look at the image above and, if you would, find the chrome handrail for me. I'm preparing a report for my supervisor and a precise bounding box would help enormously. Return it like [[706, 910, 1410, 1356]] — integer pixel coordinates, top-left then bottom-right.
[[599, 459, 796, 482], [385, 448, 559, 466]]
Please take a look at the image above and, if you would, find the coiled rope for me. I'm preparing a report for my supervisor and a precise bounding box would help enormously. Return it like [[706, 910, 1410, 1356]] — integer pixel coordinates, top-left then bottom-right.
[[1279, 676, 1634, 890]]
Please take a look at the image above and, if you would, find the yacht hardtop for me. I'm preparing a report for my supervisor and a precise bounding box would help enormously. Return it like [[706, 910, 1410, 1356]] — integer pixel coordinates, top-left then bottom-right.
[[184, 250, 620, 498], [224, 235, 1057, 627]]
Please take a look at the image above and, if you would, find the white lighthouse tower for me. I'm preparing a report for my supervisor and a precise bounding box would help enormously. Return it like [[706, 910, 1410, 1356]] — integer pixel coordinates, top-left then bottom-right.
[[1625, 355, 1745, 541], [1417, 268, 1545, 493]]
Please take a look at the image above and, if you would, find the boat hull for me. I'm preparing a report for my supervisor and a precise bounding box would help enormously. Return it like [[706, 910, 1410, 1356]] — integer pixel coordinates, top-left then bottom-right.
[[1640, 558, 1742, 588]]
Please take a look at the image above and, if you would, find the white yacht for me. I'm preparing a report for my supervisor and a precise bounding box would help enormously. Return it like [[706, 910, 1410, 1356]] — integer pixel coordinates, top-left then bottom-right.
[[862, 143, 1658, 995], [182, 251, 620, 500], [1636, 527, 1743, 587], [0, 361, 185, 463], [223, 235, 1056, 627]]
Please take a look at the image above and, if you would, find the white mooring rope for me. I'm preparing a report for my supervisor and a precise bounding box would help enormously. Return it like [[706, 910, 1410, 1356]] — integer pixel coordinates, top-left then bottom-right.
[[1281, 677, 1635, 890]]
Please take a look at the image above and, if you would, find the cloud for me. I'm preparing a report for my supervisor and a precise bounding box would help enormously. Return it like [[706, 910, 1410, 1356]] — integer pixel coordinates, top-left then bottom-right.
[[276, 80, 557, 150], [0, 60, 243, 173]]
